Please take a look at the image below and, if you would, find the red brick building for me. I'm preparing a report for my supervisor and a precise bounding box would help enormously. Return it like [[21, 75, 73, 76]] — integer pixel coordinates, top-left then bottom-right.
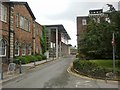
[[0, 1, 42, 64], [77, 16, 89, 47], [77, 9, 109, 50], [33, 21, 42, 55]]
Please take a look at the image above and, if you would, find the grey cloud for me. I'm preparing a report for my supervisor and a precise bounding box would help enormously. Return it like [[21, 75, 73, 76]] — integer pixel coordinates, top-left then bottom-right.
[[44, 2, 118, 22]]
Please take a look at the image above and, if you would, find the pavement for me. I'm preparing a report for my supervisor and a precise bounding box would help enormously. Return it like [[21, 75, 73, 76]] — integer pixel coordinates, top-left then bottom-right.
[[0, 58, 55, 84]]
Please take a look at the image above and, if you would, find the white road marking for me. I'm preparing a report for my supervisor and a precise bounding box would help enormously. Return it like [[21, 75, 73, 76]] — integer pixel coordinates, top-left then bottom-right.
[[75, 81, 92, 87], [85, 81, 90, 83]]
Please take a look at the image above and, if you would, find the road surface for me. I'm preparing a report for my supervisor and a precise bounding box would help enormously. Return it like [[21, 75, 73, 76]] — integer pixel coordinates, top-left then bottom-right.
[[3, 55, 119, 88]]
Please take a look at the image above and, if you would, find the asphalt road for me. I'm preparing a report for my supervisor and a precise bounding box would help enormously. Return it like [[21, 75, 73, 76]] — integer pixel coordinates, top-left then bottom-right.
[[2, 55, 120, 88]]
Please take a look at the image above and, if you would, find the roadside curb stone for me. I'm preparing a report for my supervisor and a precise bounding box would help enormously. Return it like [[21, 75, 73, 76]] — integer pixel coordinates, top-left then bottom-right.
[[67, 63, 119, 85]]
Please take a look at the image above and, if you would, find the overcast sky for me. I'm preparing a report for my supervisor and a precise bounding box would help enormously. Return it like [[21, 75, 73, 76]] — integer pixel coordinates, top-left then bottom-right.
[[11, 0, 119, 47]]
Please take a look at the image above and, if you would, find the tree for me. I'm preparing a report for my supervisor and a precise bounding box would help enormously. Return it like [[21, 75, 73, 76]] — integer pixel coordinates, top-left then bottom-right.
[[79, 4, 120, 59], [79, 18, 114, 59], [109, 11, 120, 59], [40, 26, 46, 55]]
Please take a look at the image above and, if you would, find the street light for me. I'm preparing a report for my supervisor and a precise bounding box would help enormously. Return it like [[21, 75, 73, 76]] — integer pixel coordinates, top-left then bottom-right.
[[112, 32, 115, 75]]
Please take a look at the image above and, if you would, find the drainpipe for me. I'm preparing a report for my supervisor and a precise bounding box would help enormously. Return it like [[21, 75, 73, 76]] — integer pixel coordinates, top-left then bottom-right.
[[8, 3, 11, 64]]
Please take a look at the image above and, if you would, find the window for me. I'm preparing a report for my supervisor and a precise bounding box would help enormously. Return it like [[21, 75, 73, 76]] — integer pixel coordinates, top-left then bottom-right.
[[20, 16, 24, 29], [22, 45, 26, 56], [0, 39, 6, 57], [20, 15, 30, 31], [105, 17, 111, 23], [16, 14, 19, 27], [35, 24, 39, 35], [1, 4, 7, 22], [28, 46, 31, 55], [28, 21, 30, 32], [15, 42, 19, 56], [50, 42, 53, 48], [93, 18, 96, 22], [82, 19, 87, 25], [36, 45, 39, 54], [97, 18, 100, 23], [24, 18, 29, 31]]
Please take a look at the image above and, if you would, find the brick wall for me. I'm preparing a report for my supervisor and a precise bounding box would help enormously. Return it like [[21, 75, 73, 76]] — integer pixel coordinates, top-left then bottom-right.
[[77, 16, 89, 47], [0, 2, 42, 64]]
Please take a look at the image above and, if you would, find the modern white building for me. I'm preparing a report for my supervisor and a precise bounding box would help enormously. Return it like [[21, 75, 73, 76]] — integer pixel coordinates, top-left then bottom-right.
[[45, 25, 71, 59]]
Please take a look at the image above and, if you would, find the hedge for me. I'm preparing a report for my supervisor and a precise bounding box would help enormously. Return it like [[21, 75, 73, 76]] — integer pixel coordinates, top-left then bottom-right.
[[73, 59, 120, 79], [40, 54, 47, 60], [14, 55, 45, 64]]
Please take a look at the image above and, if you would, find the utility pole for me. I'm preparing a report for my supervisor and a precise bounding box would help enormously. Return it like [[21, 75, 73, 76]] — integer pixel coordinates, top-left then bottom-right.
[[112, 32, 115, 75]]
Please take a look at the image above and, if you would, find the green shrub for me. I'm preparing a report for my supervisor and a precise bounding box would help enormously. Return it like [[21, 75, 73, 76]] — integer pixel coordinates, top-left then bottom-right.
[[14, 55, 39, 64], [40, 55, 47, 60], [36, 55, 42, 61], [73, 59, 107, 78], [30, 55, 38, 62], [17, 56, 29, 64], [13, 57, 20, 64]]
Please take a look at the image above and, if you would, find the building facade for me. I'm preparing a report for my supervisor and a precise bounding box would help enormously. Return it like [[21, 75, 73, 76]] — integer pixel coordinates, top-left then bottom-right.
[[77, 9, 110, 50], [0, 1, 42, 64], [33, 21, 42, 55], [45, 25, 71, 59], [77, 16, 89, 48]]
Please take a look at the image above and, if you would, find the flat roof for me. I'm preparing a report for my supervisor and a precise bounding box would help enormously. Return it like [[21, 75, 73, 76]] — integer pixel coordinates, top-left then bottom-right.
[[45, 24, 71, 40]]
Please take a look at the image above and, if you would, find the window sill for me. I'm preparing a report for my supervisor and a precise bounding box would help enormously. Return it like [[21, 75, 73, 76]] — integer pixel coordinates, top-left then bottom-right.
[[22, 54, 26, 56], [15, 54, 19, 56], [1, 20, 7, 23], [0, 55, 6, 57]]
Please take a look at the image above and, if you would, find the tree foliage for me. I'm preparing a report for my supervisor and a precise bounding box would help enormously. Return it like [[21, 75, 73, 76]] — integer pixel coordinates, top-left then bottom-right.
[[40, 26, 46, 54], [79, 11, 120, 59]]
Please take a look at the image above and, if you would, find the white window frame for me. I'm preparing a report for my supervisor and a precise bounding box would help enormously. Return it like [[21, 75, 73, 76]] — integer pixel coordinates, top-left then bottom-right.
[[22, 46, 26, 56], [1, 4, 7, 22], [0, 39, 6, 57], [36, 45, 39, 54], [82, 19, 87, 25], [105, 17, 111, 23], [20, 16, 24, 29], [28, 46, 31, 55], [24, 18, 29, 31], [15, 42, 20, 56], [97, 18, 100, 23]]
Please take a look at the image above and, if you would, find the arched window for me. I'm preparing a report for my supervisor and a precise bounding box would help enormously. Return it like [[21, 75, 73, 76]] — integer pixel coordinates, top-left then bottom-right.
[[28, 45, 31, 55], [0, 39, 6, 57], [15, 42, 19, 56], [22, 44, 26, 56]]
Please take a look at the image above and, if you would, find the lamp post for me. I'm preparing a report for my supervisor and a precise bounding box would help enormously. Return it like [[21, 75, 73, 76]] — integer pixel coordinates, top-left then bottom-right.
[[112, 32, 115, 75]]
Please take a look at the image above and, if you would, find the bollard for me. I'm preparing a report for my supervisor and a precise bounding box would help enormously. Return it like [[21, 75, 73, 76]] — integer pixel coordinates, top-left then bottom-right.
[[34, 59, 36, 66], [1, 63, 3, 80], [19, 61, 22, 74], [1, 71, 3, 80]]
